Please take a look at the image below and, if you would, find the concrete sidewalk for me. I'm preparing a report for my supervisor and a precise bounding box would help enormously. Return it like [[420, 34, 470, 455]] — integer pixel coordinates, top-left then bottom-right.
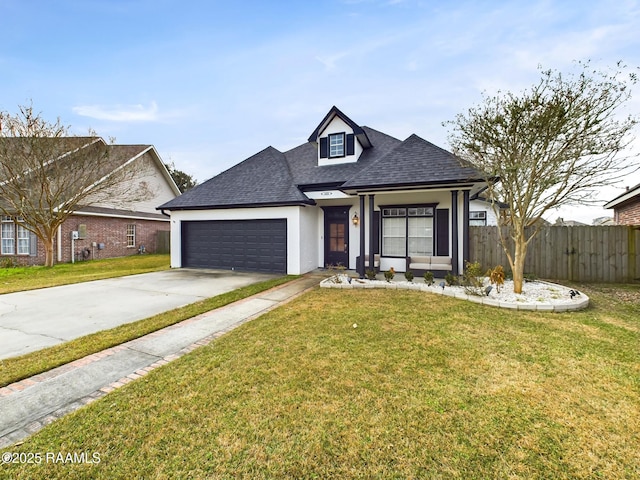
[[0, 274, 322, 448]]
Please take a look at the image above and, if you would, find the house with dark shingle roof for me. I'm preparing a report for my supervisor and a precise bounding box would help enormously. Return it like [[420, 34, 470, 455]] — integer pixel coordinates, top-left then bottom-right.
[[159, 107, 489, 275], [0, 137, 180, 265]]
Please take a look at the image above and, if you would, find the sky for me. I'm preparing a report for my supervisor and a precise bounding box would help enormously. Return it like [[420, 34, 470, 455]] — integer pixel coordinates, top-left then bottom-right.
[[1, 0, 639, 224]]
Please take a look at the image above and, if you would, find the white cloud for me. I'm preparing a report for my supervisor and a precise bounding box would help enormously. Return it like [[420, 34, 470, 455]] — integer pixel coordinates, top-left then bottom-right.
[[72, 101, 160, 122]]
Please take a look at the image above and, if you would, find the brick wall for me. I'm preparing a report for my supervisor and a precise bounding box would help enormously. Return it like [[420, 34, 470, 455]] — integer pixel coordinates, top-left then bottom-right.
[[614, 199, 640, 225], [2, 215, 170, 266]]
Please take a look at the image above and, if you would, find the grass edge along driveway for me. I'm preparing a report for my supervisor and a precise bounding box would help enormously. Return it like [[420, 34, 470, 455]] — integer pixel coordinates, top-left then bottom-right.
[[0, 275, 297, 387], [2, 284, 638, 479], [0, 254, 171, 294]]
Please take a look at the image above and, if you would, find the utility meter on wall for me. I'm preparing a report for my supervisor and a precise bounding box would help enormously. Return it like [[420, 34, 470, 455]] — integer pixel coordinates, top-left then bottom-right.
[[71, 231, 79, 240]]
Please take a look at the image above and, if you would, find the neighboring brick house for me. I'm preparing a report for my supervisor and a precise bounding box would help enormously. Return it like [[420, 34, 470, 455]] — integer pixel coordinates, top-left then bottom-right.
[[604, 183, 640, 225], [1, 141, 180, 266]]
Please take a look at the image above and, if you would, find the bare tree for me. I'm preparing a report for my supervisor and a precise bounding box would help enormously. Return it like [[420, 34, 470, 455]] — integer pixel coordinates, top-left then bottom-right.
[[0, 103, 153, 266], [446, 62, 638, 293]]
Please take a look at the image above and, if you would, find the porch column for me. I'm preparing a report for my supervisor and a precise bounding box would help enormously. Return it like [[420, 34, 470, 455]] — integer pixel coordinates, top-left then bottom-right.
[[463, 189, 470, 266], [358, 195, 366, 278], [451, 190, 459, 274], [368, 194, 375, 272]]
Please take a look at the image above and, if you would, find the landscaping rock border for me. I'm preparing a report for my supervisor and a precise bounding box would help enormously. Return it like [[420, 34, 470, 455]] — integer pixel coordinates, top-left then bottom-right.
[[320, 275, 589, 312]]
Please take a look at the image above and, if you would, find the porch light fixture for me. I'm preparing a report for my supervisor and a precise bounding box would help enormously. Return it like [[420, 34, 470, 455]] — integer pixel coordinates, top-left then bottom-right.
[[352, 213, 359, 226]]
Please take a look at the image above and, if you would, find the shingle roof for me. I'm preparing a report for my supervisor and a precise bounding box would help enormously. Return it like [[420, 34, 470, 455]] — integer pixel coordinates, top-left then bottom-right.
[[159, 110, 487, 211], [0, 138, 155, 196], [159, 146, 312, 210], [74, 205, 169, 220], [288, 126, 402, 187], [341, 134, 485, 190]]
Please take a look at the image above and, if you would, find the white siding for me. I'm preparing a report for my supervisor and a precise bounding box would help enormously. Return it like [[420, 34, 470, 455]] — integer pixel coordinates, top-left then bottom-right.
[[469, 200, 499, 226], [317, 116, 364, 166], [170, 206, 313, 275], [299, 206, 319, 273], [85, 151, 178, 213]]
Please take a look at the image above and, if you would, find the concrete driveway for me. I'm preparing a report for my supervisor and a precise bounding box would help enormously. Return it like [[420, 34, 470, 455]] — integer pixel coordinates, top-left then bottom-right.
[[0, 269, 277, 360]]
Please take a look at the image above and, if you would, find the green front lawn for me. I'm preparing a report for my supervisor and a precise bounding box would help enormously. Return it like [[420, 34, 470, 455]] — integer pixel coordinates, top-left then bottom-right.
[[3, 284, 639, 479], [0, 254, 170, 294]]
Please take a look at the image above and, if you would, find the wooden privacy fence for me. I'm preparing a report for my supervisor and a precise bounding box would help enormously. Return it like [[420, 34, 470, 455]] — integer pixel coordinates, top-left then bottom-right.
[[156, 231, 171, 254], [469, 225, 640, 283]]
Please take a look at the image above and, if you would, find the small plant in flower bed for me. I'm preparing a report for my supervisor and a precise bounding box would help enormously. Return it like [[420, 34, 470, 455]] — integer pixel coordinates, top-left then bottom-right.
[[445, 272, 458, 286], [423, 271, 434, 286], [384, 267, 395, 282], [326, 263, 349, 284], [365, 269, 377, 280], [404, 270, 414, 282], [462, 261, 485, 296], [487, 265, 506, 293]]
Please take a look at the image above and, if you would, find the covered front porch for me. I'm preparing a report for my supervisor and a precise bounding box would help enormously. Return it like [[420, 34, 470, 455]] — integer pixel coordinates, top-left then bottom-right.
[[315, 186, 478, 276]]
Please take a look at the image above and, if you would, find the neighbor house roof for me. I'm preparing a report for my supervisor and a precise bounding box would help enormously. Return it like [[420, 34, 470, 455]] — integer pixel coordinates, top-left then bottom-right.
[[159, 109, 487, 211], [74, 205, 169, 221], [0, 136, 180, 210], [604, 183, 640, 210]]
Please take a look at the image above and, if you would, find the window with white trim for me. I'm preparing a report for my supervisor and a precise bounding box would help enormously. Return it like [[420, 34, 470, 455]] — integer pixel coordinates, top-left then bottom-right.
[[382, 206, 434, 257], [469, 211, 487, 226], [127, 224, 136, 248], [1, 216, 15, 255], [16, 218, 30, 255], [329, 133, 345, 158]]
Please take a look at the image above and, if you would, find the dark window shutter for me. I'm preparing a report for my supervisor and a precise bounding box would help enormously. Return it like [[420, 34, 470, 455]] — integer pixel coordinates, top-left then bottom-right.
[[319, 137, 328, 158], [346, 134, 355, 156], [29, 232, 38, 257], [436, 209, 449, 256]]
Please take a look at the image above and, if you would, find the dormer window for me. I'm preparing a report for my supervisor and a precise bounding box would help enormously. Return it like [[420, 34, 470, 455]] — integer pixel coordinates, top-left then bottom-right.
[[329, 133, 345, 158]]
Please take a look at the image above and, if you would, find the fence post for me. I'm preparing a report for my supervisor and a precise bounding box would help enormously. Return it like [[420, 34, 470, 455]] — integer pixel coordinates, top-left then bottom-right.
[[629, 226, 637, 283]]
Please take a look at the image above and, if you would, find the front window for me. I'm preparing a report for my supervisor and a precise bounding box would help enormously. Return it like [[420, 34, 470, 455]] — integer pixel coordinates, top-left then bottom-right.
[[329, 133, 345, 158], [17, 219, 30, 255], [127, 224, 136, 248], [382, 206, 434, 257], [1, 216, 15, 255]]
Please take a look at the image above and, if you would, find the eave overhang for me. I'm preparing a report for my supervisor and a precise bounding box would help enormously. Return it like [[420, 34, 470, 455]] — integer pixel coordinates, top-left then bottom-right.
[[340, 178, 489, 195], [307, 106, 372, 149], [604, 184, 640, 209], [156, 199, 316, 212]]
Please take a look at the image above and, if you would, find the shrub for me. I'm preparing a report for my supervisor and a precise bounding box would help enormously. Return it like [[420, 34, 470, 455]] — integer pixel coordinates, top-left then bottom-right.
[[462, 261, 484, 296], [423, 271, 434, 286], [404, 270, 414, 282], [365, 268, 377, 280], [445, 272, 458, 286], [0, 257, 17, 269], [384, 267, 395, 283]]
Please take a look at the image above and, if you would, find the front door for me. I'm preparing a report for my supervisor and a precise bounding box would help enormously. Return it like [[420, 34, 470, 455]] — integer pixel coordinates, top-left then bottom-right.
[[323, 206, 350, 268]]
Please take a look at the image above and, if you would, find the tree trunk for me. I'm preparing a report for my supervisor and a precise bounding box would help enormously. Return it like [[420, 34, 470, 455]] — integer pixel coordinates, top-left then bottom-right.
[[512, 236, 528, 294], [44, 236, 56, 267]]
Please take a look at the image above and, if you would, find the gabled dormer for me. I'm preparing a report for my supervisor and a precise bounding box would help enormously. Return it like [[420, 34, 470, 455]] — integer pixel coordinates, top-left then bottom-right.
[[308, 106, 372, 166]]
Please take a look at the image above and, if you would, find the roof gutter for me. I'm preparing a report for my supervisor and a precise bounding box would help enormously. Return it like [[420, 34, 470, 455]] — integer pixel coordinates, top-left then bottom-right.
[[156, 199, 316, 212]]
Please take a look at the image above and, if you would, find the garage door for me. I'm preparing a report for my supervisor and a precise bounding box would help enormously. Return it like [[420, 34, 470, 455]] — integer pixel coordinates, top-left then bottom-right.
[[181, 219, 287, 273]]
